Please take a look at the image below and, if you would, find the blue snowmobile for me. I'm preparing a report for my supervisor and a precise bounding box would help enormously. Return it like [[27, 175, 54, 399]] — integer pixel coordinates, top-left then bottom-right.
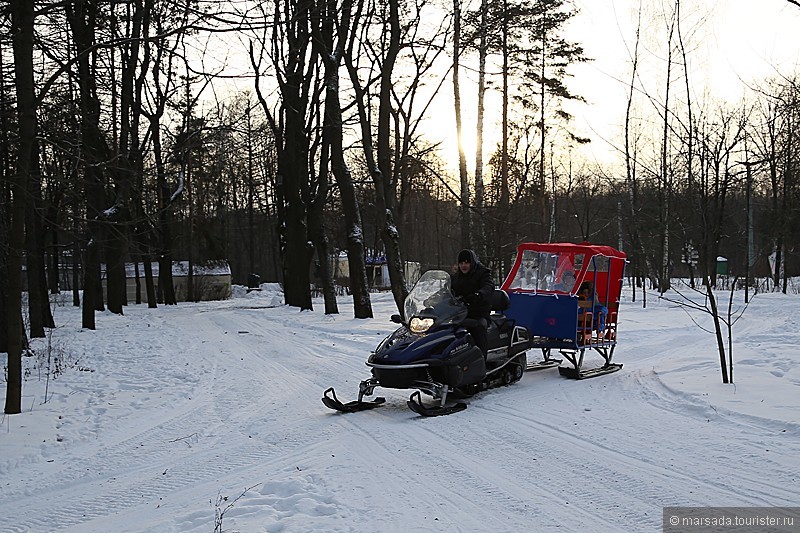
[[322, 269, 532, 416]]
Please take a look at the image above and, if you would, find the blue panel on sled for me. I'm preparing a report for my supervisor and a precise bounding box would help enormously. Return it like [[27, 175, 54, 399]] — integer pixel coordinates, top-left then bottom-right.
[[505, 293, 578, 339]]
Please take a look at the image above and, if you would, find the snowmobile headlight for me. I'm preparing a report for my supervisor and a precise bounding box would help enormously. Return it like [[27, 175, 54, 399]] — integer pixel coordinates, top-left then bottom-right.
[[409, 317, 434, 334]]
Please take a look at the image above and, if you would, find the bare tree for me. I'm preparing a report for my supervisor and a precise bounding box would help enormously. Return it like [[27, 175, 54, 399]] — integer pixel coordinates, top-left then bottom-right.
[[473, 0, 489, 257], [144, 2, 188, 306], [249, 0, 317, 310], [66, 0, 114, 328], [749, 82, 795, 292], [622, 0, 649, 306], [310, 0, 373, 317], [6, 0, 36, 414], [660, 278, 749, 384], [694, 106, 746, 287], [344, 0, 408, 311], [452, 0, 471, 247]]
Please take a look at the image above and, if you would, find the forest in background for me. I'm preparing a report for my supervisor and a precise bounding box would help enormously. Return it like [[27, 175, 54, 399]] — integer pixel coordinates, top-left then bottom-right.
[[3, 0, 800, 412]]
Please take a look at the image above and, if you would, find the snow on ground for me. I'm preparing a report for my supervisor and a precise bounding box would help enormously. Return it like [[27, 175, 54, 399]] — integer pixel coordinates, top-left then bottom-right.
[[1, 282, 799, 532]]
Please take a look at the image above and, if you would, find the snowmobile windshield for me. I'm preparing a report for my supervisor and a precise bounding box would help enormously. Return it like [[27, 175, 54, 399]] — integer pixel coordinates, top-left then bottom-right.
[[403, 270, 466, 326]]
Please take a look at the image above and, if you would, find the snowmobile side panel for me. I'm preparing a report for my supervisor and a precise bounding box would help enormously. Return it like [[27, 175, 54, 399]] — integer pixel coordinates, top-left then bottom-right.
[[443, 345, 485, 387]]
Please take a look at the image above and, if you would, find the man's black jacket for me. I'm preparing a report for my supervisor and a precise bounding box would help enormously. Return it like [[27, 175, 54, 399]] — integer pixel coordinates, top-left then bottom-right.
[[451, 249, 495, 320]]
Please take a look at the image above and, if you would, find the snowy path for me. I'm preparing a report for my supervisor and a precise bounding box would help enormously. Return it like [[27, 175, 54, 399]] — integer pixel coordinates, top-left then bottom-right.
[[1, 291, 799, 532]]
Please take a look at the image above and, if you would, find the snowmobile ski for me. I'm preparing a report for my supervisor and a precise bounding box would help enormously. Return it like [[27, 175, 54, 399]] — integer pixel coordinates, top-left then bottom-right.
[[406, 391, 467, 417], [322, 387, 385, 413]]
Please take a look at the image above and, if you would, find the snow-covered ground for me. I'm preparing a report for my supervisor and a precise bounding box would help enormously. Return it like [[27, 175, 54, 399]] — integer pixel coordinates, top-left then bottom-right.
[[1, 282, 799, 532]]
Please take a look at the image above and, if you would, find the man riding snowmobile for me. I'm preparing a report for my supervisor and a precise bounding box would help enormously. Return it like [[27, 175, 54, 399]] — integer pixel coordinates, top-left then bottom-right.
[[451, 249, 494, 357]]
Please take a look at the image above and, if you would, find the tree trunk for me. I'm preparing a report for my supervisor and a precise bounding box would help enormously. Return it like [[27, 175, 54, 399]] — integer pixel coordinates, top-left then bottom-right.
[[375, 0, 408, 312], [108, 0, 147, 314], [329, 113, 372, 318], [473, 0, 488, 258], [312, 0, 372, 317], [268, 0, 314, 311], [497, 0, 511, 271], [72, 241, 81, 307], [658, 6, 677, 293], [143, 255, 157, 308], [309, 208, 338, 315], [0, 263, 7, 354], [25, 159, 55, 336], [145, 14, 178, 305], [154, 128, 177, 305], [705, 278, 729, 383], [282, 91, 313, 310], [6, 0, 36, 414], [453, 0, 470, 247], [780, 103, 793, 293], [308, 112, 337, 313], [47, 205, 61, 295], [106, 226, 127, 314], [538, 9, 547, 234], [68, 0, 110, 326]]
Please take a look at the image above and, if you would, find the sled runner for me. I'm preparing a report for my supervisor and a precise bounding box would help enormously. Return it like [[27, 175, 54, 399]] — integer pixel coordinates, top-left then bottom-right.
[[501, 242, 626, 379]]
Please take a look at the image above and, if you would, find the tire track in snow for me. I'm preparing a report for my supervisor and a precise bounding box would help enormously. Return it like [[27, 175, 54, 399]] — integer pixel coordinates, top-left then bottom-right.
[[325, 360, 799, 532], [322, 409, 535, 529], [1, 302, 403, 532], [7, 294, 796, 532], [622, 369, 800, 503], [0, 309, 350, 531], [1, 402, 346, 531], [340, 398, 629, 531], [477, 369, 800, 512], [310, 374, 620, 531]]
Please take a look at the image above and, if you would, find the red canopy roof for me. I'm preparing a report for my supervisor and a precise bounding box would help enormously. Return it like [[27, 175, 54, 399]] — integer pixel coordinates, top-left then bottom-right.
[[501, 242, 627, 304], [513, 241, 626, 259]]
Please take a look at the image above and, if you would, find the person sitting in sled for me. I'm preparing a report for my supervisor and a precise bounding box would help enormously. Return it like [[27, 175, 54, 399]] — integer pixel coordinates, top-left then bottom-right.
[[555, 270, 576, 292], [451, 249, 495, 357], [577, 281, 608, 333]]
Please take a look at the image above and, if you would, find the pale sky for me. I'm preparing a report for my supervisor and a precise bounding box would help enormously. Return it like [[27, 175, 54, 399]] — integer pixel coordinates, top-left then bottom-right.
[[564, 0, 800, 166], [204, 1, 800, 175]]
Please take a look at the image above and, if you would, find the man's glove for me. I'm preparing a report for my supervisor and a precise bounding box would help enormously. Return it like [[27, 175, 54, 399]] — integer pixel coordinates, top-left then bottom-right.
[[462, 292, 481, 305]]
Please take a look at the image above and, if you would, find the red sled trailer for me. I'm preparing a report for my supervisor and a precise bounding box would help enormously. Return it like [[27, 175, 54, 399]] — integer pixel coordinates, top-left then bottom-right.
[[500, 242, 627, 379]]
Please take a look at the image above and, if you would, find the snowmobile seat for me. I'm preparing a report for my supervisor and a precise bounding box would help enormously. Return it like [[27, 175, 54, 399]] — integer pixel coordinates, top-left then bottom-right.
[[489, 290, 511, 329], [489, 289, 510, 313]]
